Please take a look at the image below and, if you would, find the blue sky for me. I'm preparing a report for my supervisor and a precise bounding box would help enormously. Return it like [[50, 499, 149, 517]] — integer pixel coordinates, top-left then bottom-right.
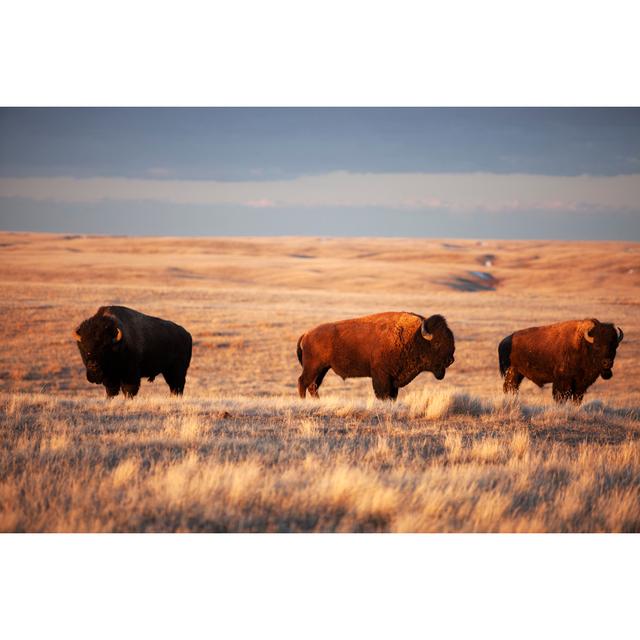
[[1, 108, 639, 239]]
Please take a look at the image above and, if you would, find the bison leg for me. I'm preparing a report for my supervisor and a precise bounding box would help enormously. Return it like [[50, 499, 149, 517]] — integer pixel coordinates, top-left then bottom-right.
[[313, 367, 330, 395], [304, 367, 329, 399], [163, 369, 186, 396], [570, 381, 587, 405], [372, 374, 396, 401], [552, 381, 571, 404], [170, 382, 185, 396], [297, 375, 308, 398], [298, 365, 325, 399], [503, 367, 524, 394], [104, 382, 120, 398], [167, 380, 185, 396], [122, 380, 141, 399]]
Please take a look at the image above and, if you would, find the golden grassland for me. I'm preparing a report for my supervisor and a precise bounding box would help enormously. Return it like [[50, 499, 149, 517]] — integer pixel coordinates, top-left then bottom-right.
[[0, 231, 639, 532]]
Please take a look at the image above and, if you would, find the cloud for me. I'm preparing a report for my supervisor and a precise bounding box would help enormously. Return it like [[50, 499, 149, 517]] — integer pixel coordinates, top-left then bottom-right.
[[145, 167, 172, 177], [244, 198, 276, 208], [1, 171, 639, 214]]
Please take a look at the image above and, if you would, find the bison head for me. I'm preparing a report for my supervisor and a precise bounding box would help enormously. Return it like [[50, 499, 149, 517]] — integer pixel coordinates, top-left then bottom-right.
[[419, 314, 455, 379], [73, 314, 123, 384], [580, 319, 623, 380]]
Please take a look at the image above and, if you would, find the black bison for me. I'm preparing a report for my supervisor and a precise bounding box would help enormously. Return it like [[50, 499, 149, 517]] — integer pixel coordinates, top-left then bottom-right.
[[296, 312, 455, 400], [73, 305, 192, 398], [499, 318, 624, 404]]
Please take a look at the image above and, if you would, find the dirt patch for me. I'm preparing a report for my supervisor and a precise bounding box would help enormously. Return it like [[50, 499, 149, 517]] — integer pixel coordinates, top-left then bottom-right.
[[166, 267, 205, 280]]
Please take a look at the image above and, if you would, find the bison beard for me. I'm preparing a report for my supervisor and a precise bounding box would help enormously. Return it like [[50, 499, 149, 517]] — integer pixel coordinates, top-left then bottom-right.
[[296, 312, 455, 400], [73, 305, 192, 398], [499, 318, 623, 405]]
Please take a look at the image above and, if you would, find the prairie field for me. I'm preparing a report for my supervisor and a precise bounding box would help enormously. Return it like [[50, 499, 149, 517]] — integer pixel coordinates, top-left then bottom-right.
[[0, 231, 639, 532]]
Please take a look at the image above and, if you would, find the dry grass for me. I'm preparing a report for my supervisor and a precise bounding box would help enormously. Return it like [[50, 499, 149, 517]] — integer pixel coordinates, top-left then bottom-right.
[[0, 232, 639, 532], [1, 390, 639, 532]]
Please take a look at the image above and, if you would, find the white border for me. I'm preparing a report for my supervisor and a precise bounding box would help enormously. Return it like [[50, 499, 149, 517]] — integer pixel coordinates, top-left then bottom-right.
[[1, 534, 639, 639], [1, 0, 639, 106]]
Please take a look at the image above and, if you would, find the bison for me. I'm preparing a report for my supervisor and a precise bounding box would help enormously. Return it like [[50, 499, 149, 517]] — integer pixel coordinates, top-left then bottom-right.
[[499, 318, 624, 404], [73, 305, 192, 398], [296, 312, 455, 400]]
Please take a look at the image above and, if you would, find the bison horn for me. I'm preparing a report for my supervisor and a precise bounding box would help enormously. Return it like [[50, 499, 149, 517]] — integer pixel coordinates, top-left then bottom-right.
[[73, 329, 81, 342], [113, 327, 123, 343], [583, 320, 595, 344], [617, 326, 624, 343], [421, 320, 433, 341]]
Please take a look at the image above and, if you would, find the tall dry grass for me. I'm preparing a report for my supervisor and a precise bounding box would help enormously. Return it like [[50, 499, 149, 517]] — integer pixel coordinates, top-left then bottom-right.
[[1, 390, 638, 532]]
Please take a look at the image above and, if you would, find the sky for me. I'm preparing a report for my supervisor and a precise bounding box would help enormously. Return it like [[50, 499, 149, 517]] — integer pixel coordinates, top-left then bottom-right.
[[1, 108, 639, 239]]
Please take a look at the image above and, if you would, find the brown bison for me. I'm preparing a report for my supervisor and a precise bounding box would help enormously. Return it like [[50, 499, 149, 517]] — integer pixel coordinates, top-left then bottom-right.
[[74, 306, 192, 398], [499, 319, 624, 404], [296, 312, 455, 400]]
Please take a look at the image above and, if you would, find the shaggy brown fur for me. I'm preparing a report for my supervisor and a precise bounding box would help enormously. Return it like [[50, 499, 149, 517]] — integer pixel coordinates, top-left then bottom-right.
[[499, 318, 623, 404], [297, 312, 455, 400], [74, 306, 192, 398]]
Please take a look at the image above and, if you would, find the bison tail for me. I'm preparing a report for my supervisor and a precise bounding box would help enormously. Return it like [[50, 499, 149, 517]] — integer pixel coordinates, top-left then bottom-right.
[[296, 334, 304, 365], [498, 335, 512, 377]]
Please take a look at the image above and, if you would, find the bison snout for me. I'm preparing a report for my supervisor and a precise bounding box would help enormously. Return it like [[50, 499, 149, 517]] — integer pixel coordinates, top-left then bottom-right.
[[601, 368, 613, 380], [433, 368, 446, 380], [86, 370, 103, 384]]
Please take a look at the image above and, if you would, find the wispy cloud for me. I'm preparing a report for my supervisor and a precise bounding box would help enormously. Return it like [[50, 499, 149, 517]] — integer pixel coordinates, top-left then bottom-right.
[[1, 172, 639, 213], [145, 167, 172, 177], [244, 198, 276, 208]]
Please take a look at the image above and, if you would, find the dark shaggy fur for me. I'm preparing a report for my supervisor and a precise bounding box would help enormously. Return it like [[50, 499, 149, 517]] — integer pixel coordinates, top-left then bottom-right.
[[499, 318, 623, 404], [296, 335, 303, 365], [296, 311, 455, 400], [74, 305, 192, 398], [498, 334, 512, 378]]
